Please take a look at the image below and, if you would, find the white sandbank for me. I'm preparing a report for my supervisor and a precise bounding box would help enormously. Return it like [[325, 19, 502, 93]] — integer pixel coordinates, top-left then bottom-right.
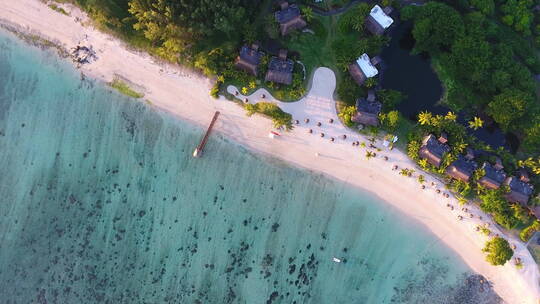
[[0, 1, 538, 303]]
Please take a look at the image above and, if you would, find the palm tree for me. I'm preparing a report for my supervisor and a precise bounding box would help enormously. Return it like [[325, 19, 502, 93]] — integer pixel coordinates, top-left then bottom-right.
[[418, 158, 428, 169], [241, 87, 248, 95], [445, 111, 457, 121], [399, 168, 414, 177], [301, 7, 314, 22], [430, 114, 444, 127], [468, 116, 484, 130], [453, 141, 468, 154], [365, 151, 375, 159], [418, 111, 432, 126]]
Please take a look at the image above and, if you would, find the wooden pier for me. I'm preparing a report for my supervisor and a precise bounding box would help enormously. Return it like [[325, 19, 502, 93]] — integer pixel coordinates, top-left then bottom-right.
[[193, 111, 220, 157]]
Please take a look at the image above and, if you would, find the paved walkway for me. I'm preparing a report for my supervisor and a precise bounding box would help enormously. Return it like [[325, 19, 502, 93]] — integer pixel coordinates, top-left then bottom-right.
[[227, 67, 350, 142]]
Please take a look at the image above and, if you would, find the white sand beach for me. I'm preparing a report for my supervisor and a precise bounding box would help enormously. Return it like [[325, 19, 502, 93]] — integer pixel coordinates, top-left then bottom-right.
[[0, 1, 539, 303]]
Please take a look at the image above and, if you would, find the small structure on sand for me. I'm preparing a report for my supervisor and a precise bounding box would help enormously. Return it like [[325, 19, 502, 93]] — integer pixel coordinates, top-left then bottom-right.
[[418, 134, 451, 168], [365, 5, 394, 36], [478, 162, 506, 190], [503, 174, 534, 206], [275, 1, 307, 36], [352, 91, 382, 126], [265, 49, 294, 85], [348, 53, 380, 86], [445, 155, 478, 183], [234, 43, 264, 76]]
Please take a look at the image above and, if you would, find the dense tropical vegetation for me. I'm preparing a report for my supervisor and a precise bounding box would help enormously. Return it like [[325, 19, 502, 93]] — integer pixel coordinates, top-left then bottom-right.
[[402, 1, 540, 153]]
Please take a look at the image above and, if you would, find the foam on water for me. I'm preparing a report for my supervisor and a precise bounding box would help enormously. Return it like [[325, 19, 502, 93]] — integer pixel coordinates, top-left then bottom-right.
[[0, 31, 501, 303]]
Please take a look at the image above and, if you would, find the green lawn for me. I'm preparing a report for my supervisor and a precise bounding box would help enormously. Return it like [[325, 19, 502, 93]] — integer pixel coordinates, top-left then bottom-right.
[[285, 13, 358, 85]]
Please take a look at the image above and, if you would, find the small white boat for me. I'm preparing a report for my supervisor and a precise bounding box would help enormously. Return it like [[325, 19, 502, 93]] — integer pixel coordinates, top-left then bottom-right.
[[332, 257, 341, 263]]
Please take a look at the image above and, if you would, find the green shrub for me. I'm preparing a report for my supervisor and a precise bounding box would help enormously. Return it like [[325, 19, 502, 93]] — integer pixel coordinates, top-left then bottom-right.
[[520, 221, 540, 242], [244, 102, 293, 130], [48, 3, 70, 16], [336, 74, 363, 105], [407, 140, 421, 161], [378, 89, 405, 112], [338, 106, 356, 127], [109, 79, 144, 98], [210, 83, 220, 99]]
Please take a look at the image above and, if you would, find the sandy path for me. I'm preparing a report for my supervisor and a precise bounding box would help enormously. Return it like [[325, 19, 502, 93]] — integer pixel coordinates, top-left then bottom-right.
[[0, 1, 538, 303]]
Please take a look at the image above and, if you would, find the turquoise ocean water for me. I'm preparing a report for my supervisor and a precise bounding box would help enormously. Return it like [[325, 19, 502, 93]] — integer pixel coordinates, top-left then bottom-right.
[[0, 32, 501, 303]]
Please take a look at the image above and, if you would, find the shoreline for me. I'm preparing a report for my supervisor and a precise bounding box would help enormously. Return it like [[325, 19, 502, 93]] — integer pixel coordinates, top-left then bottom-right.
[[0, 1, 538, 303]]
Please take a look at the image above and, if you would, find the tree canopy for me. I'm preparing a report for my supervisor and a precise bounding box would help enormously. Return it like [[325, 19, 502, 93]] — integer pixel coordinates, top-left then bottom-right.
[[402, 2, 464, 54], [403, 1, 540, 153], [482, 237, 513, 266]]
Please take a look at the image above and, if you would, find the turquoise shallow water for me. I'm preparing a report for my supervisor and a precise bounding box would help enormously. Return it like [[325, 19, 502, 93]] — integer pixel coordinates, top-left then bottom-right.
[[0, 31, 501, 303]]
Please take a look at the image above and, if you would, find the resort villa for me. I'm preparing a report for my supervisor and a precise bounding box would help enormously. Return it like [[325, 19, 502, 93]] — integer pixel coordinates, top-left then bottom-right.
[[478, 162, 507, 190], [234, 44, 264, 76], [365, 5, 394, 36], [349, 53, 381, 86], [504, 174, 534, 206], [418, 134, 451, 168], [275, 1, 307, 36], [265, 49, 294, 85], [445, 155, 478, 183], [352, 91, 382, 126]]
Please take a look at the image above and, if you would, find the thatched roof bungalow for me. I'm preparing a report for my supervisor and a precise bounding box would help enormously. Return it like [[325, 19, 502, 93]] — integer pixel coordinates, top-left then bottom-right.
[[365, 5, 394, 35], [275, 2, 307, 36], [445, 155, 478, 183], [348, 53, 380, 86], [265, 49, 294, 85], [351, 96, 382, 126], [478, 162, 506, 190], [234, 44, 264, 76], [418, 134, 451, 168], [503, 176, 534, 206]]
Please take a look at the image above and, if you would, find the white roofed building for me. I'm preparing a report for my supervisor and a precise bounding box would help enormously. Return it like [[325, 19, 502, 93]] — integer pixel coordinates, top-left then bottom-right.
[[365, 5, 394, 35], [348, 53, 380, 86]]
